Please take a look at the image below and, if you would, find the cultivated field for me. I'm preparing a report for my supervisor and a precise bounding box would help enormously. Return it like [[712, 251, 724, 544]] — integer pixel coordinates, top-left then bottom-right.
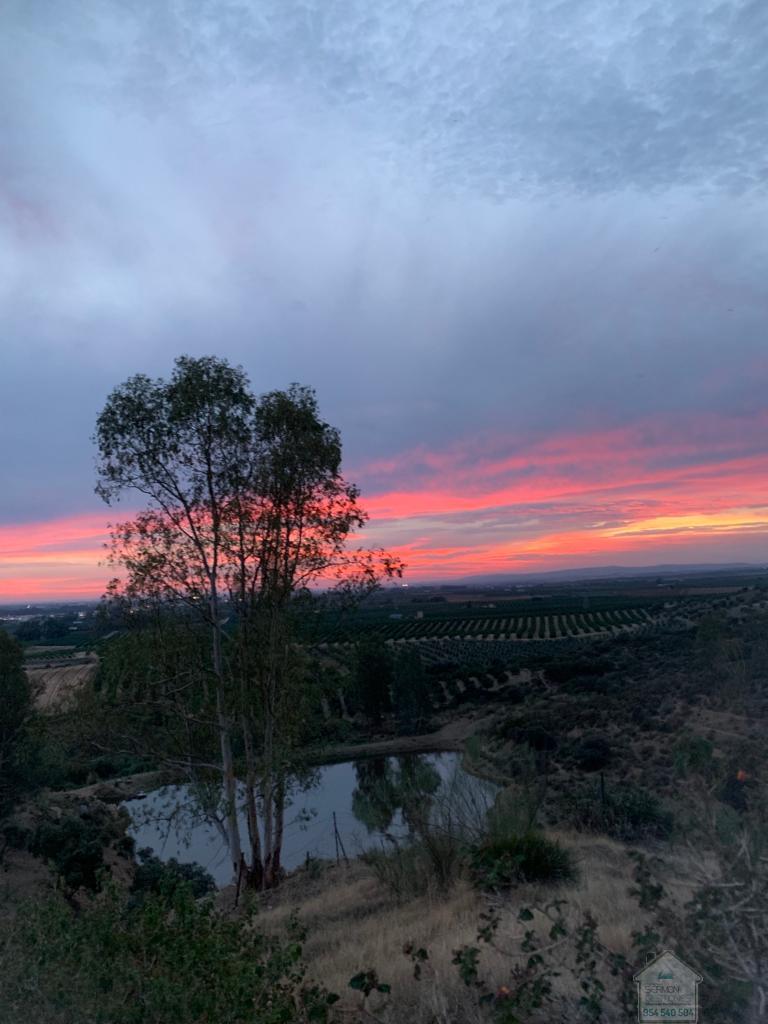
[[26, 653, 99, 710]]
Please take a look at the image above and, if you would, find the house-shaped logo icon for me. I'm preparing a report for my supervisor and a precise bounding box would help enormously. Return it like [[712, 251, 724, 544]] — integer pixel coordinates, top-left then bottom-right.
[[634, 950, 702, 1022]]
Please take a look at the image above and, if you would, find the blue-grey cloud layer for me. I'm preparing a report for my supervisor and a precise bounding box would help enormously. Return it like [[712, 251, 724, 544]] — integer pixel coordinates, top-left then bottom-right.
[[1, 0, 767, 524]]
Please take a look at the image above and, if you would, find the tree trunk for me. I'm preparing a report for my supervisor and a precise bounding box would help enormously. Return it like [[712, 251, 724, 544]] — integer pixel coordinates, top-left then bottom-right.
[[261, 766, 275, 890], [216, 687, 242, 881], [270, 775, 286, 885], [211, 597, 242, 882], [242, 716, 264, 889]]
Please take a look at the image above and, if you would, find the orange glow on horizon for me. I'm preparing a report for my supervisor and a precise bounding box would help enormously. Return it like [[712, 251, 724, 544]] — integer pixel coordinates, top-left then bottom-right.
[[1, 415, 767, 602]]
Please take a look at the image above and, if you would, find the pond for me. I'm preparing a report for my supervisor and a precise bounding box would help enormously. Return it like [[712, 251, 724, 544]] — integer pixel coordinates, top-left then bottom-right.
[[122, 752, 497, 887]]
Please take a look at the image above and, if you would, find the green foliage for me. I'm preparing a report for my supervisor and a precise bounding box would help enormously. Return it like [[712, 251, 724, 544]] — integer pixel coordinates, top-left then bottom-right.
[[391, 648, 431, 735], [673, 734, 715, 779], [347, 969, 390, 997], [574, 910, 606, 1021], [352, 640, 392, 722], [130, 847, 216, 901], [452, 944, 482, 987], [447, 901, 571, 1023], [0, 629, 38, 816], [571, 735, 612, 772], [469, 832, 577, 891], [402, 942, 430, 980], [30, 814, 109, 892], [94, 356, 401, 887], [545, 658, 613, 684], [627, 818, 768, 1024], [561, 779, 673, 841], [0, 884, 339, 1024], [498, 709, 562, 754]]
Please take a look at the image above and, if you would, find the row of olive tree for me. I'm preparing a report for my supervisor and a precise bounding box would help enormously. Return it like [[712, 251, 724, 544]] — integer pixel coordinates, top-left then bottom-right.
[[94, 356, 402, 887]]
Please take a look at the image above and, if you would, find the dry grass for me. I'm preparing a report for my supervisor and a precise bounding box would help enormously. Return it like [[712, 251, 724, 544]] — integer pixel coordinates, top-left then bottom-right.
[[27, 654, 98, 711], [250, 830, 651, 1022]]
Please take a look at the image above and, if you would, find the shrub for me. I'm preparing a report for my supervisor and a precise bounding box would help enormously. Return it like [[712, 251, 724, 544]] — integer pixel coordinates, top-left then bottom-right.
[[362, 840, 453, 900], [131, 847, 216, 900], [30, 815, 107, 892], [545, 658, 613, 684], [604, 784, 673, 840], [392, 649, 432, 735], [572, 735, 612, 772], [673, 734, 716, 779], [561, 780, 673, 841], [566, 674, 611, 695], [511, 724, 558, 752], [0, 884, 338, 1024], [469, 832, 577, 890], [0, 629, 39, 816], [313, 716, 357, 744]]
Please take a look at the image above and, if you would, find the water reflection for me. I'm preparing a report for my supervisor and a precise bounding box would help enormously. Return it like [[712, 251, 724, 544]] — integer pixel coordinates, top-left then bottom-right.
[[351, 756, 442, 834], [123, 752, 494, 887]]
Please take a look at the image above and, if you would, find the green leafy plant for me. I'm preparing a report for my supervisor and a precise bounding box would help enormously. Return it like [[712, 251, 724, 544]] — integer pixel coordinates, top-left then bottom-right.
[[0, 882, 339, 1024], [469, 832, 577, 891], [130, 847, 216, 901], [30, 814, 107, 892]]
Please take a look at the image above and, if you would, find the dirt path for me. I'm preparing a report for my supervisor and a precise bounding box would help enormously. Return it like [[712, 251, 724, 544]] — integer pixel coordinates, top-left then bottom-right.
[[312, 708, 499, 765]]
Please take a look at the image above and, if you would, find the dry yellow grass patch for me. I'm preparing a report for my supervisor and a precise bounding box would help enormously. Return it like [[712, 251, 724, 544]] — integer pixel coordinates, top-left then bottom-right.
[[252, 831, 648, 1022]]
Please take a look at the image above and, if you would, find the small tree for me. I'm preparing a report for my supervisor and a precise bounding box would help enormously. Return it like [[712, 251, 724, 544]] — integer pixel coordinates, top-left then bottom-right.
[[392, 648, 431, 736], [0, 629, 35, 816], [353, 640, 393, 723], [94, 356, 402, 886]]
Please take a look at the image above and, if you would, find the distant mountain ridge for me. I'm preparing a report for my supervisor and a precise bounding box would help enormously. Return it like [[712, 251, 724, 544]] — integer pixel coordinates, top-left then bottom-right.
[[415, 562, 764, 587]]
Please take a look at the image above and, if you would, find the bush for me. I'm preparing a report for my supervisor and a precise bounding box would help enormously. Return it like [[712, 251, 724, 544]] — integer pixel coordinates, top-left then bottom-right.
[[497, 710, 563, 752], [0, 629, 39, 816], [362, 838, 461, 900], [392, 649, 432, 735], [673, 735, 715, 780], [566, 675, 612, 695], [603, 784, 673, 840], [30, 815, 107, 892], [469, 832, 577, 890], [509, 723, 558, 752], [320, 717, 357, 743], [545, 658, 613, 684], [131, 847, 216, 900], [561, 780, 673, 841], [0, 885, 338, 1024], [572, 735, 612, 772]]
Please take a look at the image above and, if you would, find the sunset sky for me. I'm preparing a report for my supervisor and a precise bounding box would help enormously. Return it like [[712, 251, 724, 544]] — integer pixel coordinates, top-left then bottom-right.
[[2, 1, 768, 601]]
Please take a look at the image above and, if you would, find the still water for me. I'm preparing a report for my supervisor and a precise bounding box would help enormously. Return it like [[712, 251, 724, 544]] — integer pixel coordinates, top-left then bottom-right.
[[123, 752, 496, 887]]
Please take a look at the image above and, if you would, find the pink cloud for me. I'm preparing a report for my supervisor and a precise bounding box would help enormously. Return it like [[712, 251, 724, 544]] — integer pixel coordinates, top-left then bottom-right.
[[2, 411, 767, 600]]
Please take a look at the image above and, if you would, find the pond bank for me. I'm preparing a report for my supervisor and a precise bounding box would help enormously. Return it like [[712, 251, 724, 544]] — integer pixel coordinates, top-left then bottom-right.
[[123, 751, 499, 887], [59, 709, 502, 805], [309, 708, 499, 766]]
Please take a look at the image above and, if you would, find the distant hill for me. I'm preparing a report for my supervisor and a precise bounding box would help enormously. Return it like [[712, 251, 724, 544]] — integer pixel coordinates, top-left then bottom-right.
[[416, 562, 765, 587]]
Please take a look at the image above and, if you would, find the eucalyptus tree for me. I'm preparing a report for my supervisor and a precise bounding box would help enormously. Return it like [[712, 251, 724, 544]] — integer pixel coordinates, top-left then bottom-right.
[[95, 356, 401, 885], [0, 629, 35, 816]]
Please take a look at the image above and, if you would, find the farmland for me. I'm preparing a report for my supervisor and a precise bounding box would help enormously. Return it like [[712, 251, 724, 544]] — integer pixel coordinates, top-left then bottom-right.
[[315, 604, 656, 645], [24, 648, 99, 710], [308, 574, 766, 647]]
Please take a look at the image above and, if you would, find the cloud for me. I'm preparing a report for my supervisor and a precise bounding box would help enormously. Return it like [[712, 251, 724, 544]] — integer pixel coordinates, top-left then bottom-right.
[[12, 0, 767, 196], [1, 1, 767, 594], [2, 411, 767, 599]]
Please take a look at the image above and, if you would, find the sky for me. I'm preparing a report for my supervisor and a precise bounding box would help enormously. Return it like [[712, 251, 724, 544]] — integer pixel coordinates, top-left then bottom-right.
[[2, 0, 768, 601]]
